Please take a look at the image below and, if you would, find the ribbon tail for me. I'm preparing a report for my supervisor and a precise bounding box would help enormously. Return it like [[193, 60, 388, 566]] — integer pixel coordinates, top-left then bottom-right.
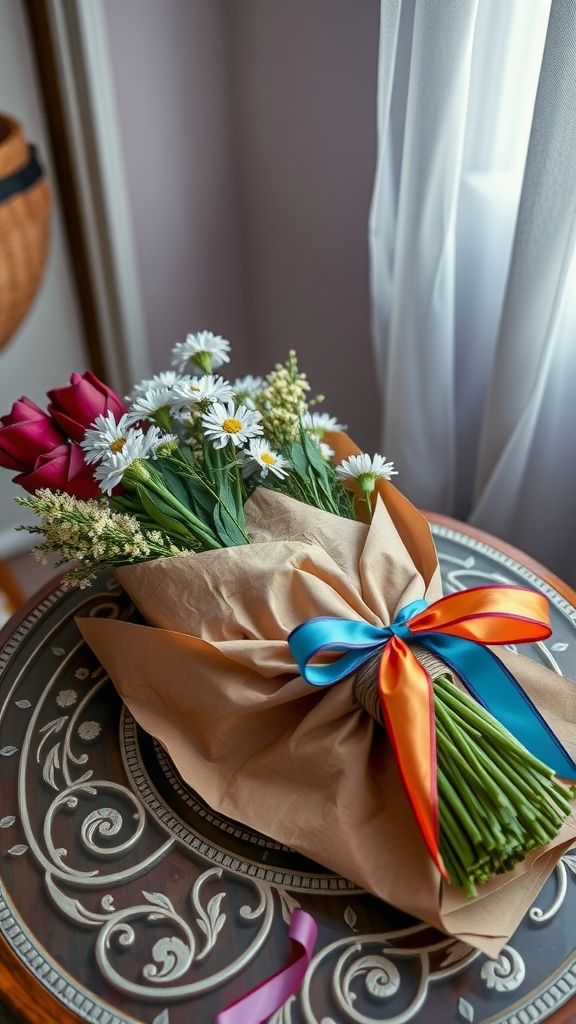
[[215, 909, 317, 1024], [378, 638, 448, 879], [421, 633, 576, 781]]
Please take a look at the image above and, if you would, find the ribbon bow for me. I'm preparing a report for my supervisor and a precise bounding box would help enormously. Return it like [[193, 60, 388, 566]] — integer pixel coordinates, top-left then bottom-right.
[[288, 585, 576, 874]]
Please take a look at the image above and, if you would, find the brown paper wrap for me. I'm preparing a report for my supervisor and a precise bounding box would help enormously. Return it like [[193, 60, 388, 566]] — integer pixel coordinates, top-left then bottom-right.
[[77, 481, 576, 957]]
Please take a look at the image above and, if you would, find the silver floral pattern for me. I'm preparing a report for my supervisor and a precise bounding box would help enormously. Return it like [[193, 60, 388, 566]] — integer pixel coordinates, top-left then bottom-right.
[[77, 720, 101, 741], [56, 688, 78, 708]]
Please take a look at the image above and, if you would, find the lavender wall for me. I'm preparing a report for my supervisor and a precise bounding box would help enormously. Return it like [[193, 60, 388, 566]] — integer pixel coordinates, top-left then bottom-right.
[[103, 0, 381, 448], [102, 0, 247, 363]]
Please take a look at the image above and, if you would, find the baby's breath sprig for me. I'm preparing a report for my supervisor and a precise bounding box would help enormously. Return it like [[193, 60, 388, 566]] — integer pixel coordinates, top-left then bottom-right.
[[15, 491, 186, 587], [254, 351, 313, 449]]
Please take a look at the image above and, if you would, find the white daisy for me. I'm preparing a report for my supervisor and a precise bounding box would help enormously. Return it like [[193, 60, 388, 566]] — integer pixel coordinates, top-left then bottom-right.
[[201, 401, 263, 449], [123, 386, 176, 426], [129, 371, 184, 399], [171, 331, 231, 374], [301, 411, 346, 436], [244, 438, 291, 479], [94, 426, 173, 494], [169, 374, 234, 409], [233, 375, 264, 408], [335, 453, 397, 491], [81, 412, 138, 464], [319, 441, 335, 460]]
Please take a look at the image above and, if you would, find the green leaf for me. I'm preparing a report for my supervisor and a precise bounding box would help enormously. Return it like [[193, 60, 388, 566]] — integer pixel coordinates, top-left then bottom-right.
[[109, 493, 141, 514], [290, 441, 309, 479], [219, 469, 245, 524], [155, 460, 191, 508], [136, 486, 192, 542], [180, 445, 199, 471], [301, 428, 329, 474], [188, 479, 218, 517], [213, 503, 249, 547], [202, 436, 219, 478]]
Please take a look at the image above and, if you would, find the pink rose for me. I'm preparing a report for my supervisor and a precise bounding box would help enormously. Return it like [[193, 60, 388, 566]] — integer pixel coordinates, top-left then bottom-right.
[[48, 372, 126, 442], [0, 397, 67, 473], [15, 442, 101, 499]]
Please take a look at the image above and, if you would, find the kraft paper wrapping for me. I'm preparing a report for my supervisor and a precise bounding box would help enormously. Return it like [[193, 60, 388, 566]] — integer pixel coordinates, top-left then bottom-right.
[[77, 482, 576, 957]]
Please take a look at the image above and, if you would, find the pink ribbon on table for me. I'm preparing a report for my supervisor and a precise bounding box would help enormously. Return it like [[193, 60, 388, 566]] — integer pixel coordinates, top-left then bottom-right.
[[214, 909, 317, 1024]]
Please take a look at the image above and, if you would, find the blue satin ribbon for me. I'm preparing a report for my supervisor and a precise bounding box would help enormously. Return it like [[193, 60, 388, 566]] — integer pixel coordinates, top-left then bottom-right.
[[288, 600, 576, 780]]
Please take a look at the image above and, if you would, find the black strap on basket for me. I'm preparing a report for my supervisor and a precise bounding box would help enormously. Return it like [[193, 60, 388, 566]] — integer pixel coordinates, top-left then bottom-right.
[[0, 144, 44, 204]]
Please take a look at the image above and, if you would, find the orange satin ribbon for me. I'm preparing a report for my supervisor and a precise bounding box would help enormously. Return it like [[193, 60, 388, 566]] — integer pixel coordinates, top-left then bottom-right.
[[376, 587, 551, 876], [289, 585, 554, 877]]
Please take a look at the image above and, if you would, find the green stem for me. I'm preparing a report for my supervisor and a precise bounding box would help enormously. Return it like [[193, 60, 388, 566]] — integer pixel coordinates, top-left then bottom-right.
[[431, 675, 574, 896], [142, 474, 221, 549], [363, 492, 374, 520], [435, 676, 555, 776], [170, 446, 250, 545], [437, 765, 483, 846]]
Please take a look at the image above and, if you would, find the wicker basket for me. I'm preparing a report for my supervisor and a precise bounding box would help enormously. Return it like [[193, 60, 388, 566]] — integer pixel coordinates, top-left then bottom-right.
[[0, 113, 52, 352]]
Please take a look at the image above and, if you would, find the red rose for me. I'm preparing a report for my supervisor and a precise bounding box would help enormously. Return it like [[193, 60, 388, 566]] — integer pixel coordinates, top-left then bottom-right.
[[15, 442, 101, 499], [0, 397, 67, 473], [47, 372, 126, 442]]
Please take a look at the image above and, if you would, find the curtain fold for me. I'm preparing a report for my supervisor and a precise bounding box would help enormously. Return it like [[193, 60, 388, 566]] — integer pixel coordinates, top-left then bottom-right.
[[369, 0, 403, 393], [472, 0, 576, 515], [370, 0, 576, 584], [371, 0, 479, 512]]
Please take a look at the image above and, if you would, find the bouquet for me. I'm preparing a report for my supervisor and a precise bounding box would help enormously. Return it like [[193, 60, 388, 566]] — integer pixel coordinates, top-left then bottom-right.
[[2, 330, 576, 958]]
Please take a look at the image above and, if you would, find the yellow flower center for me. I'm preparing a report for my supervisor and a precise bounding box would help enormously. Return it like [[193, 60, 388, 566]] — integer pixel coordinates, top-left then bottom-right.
[[109, 438, 126, 453], [261, 452, 276, 465], [222, 417, 242, 434]]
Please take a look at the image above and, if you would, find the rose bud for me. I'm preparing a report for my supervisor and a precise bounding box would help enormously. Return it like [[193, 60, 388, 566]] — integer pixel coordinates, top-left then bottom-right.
[[47, 372, 126, 443], [0, 397, 67, 473], [14, 442, 102, 499]]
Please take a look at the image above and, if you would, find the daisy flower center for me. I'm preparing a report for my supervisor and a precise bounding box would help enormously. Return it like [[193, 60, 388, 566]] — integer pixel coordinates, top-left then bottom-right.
[[109, 437, 127, 454], [222, 417, 243, 434], [261, 452, 276, 465]]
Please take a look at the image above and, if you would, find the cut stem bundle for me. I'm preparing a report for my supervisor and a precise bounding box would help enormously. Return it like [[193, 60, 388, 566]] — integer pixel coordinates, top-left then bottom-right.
[[434, 673, 574, 898]]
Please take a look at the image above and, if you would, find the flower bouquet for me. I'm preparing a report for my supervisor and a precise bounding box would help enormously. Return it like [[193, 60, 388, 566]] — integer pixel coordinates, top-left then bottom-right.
[[3, 332, 576, 959]]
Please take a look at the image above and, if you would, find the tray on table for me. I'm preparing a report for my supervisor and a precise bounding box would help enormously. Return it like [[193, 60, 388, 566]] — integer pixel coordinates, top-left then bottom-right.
[[0, 516, 576, 1024]]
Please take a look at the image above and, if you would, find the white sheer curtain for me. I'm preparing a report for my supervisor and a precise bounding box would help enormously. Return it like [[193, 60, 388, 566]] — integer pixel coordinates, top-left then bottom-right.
[[369, 0, 576, 585]]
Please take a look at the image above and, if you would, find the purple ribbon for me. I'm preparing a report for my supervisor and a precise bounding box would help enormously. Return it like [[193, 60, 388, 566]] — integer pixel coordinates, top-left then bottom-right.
[[214, 909, 317, 1024]]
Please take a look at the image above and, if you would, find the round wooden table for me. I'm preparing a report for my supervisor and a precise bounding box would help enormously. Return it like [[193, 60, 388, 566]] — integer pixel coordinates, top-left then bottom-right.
[[0, 515, 575, 1024]]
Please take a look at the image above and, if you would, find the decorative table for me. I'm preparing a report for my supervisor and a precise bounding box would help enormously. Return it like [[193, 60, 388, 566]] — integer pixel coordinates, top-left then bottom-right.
[[0, 516, 575, 1024]]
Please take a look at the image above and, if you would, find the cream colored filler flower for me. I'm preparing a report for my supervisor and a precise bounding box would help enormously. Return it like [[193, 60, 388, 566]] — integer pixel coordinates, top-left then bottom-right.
[[254, 351, 312, 447]]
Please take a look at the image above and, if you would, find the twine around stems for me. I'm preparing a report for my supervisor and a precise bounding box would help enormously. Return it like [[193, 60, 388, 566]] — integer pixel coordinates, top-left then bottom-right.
[[352, 644, 453, 724]]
